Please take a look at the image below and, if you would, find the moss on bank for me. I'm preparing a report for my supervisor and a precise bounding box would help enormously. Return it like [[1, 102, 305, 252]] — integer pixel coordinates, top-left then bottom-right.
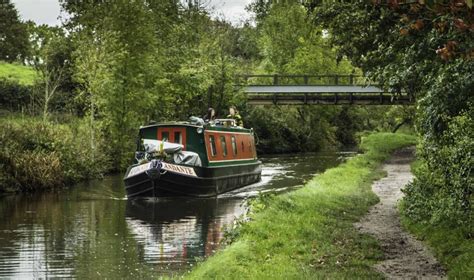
[[183, 133, 417, 279]]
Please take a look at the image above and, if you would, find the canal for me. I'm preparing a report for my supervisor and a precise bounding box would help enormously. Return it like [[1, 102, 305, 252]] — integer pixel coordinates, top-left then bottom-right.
[[0, 151, 354, 278]]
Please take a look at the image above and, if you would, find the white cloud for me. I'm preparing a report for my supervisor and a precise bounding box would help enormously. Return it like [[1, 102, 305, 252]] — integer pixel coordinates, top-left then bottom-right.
[[12, 0, 62, 26], [208, 0, 253, 25], [11, 0, 253, 26]]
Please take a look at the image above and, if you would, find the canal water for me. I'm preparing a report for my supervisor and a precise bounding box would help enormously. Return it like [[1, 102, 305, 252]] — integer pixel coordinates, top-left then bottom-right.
[[0, 151, 353, 279]]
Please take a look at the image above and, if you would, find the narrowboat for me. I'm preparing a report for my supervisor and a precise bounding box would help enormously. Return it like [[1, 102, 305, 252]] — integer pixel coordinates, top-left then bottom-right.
[[123, 119, 261, 198]]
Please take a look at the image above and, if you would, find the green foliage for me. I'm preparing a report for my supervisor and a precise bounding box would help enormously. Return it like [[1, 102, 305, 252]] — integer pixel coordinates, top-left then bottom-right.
[[27, 23, 73, 121], [65, 0, 161, 169], [403, 109, 473, 227], [0, 78, 33, 112], [184, 133, 416, 279], [241, 1, 386, 152], [0, 116, 111, 193], [0, 1, 30, 62], [246, 106, 338, 153], [314, 0, 473, 231], [0, 0, 419, 193]]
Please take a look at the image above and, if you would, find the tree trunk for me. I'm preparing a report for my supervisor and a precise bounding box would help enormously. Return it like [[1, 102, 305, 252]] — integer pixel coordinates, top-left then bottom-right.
[[90, 93, 96, 162], [43, 78, 49, 123], [392, 119, 408, 133]]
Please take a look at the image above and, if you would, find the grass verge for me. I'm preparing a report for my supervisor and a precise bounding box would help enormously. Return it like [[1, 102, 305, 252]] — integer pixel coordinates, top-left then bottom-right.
[[183, 132, 417, 279], [400, 160, 474, 279], [0, 61, 37, 85]]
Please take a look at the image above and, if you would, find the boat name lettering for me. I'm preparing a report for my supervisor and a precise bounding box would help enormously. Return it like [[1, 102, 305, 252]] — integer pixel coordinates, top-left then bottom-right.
[[127, 162, 151, 178], [162, 162, 197, 177]]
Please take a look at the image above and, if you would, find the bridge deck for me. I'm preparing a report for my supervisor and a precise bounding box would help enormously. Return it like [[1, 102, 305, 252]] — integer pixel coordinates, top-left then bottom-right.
[[238, 75, 413, 105], [246, 85, 384, 93], [246, 94, 412, 105]]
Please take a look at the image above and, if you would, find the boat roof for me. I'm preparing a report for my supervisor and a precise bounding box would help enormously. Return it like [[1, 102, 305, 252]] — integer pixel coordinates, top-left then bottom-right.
[[139, 121, 253, 133], [140, 121, 200, 129]]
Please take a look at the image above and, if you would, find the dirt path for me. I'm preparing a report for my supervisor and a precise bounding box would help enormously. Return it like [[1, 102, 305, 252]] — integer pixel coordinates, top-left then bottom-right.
[[355, 147, 446, 279]]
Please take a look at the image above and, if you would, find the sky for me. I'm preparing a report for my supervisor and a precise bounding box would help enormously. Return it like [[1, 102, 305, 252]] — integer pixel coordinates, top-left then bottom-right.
[[11, 0, 253, 26]]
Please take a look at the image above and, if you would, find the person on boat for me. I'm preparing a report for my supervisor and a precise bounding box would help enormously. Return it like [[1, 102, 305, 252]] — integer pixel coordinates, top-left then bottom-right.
[[227, 105, 243, 127], [203, 107, 216, 123]]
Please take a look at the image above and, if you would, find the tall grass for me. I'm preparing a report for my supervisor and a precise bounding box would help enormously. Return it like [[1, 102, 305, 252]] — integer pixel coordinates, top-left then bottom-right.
[[0, 116, 111, 192], [184, 133, 417, 279]]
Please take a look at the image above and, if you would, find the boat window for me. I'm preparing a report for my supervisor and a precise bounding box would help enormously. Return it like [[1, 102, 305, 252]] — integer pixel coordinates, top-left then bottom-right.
[[209, 135, 216, 157], [241, 141, 245, 152], [220, 136, 227, 157], [174, 131, 182, 144], [161, 131, 169, 142], [231, 136, 237, 156]]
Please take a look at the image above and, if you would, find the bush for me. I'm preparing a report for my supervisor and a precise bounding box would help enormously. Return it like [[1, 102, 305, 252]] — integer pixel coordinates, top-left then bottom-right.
[[402, 111, 473, 229], [0, 117, 111, 192], [0, 78, 33, 111], [245, 106, 337, 154]]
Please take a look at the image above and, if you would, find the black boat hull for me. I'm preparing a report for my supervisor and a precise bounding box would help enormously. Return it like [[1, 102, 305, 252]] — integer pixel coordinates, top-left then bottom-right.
[[124, 161, 262, 198]]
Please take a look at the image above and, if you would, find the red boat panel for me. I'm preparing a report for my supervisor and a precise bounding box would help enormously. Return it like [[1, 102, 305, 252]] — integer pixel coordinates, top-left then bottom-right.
[[157, 127, 187, 150], [204, 130, 256, 163]]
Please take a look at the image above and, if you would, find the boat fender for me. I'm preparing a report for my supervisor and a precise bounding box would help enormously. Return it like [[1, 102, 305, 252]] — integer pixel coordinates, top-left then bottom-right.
[[146, 159, 163, 180]]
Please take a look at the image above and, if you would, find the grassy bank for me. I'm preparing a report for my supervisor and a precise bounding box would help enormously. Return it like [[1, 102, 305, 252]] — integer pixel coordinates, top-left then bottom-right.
[[400, 160, 474, 279], [184, 133, 417, 279], [0, 61, 37, 85], [0, 116, 111, 193]]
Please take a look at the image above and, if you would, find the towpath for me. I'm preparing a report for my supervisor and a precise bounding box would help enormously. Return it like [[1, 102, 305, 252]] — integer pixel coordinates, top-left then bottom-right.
[[355, 147, 446, 279]]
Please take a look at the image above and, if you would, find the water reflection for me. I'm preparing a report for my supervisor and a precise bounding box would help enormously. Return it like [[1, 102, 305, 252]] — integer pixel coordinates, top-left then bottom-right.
[[0, 151, 352, 278], [125, 198, 244, 273]]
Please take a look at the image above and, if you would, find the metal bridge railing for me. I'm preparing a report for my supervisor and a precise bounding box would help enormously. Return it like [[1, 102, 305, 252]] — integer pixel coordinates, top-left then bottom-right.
[[235, 74, 372, 86]]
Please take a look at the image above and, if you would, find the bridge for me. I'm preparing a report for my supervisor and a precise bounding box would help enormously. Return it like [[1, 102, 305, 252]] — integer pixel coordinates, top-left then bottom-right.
[[236, 74, 414, 105]]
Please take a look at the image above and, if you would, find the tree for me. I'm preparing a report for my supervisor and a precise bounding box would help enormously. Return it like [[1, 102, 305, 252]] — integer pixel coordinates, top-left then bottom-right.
[[0, 0, 29, 62], [73, 30, 123, 161], [28, 24, 69, 122], [314, 1, 473, 228], [64, 0, 160, 169]]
